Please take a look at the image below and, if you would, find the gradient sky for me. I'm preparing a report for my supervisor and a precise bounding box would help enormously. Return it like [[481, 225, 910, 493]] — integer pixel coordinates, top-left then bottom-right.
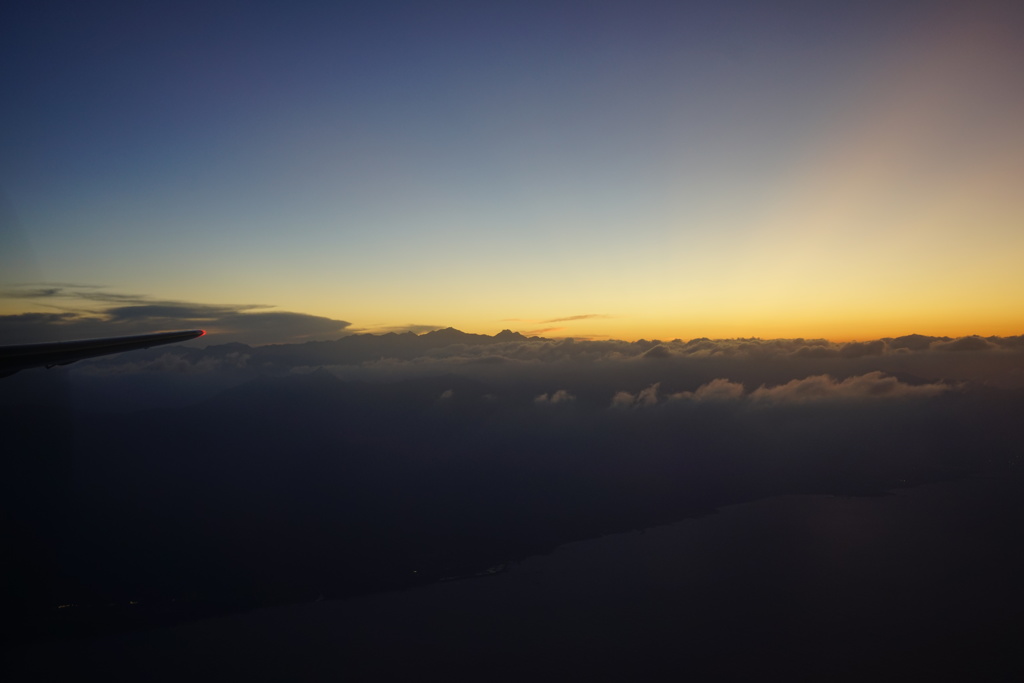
[[3, 0, 1023, 342]]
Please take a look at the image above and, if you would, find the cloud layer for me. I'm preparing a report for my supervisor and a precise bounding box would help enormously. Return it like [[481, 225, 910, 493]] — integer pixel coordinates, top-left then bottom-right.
[[1, 284, 351, 345], [4, 316, 1021, 639]]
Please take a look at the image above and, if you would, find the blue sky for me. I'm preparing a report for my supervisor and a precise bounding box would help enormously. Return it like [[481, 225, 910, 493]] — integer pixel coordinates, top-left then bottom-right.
[[3, 1, 1023, 343]]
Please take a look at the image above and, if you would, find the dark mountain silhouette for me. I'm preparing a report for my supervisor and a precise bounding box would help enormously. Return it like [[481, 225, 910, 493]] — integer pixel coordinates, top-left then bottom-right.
[[103, 327, 549, 370]]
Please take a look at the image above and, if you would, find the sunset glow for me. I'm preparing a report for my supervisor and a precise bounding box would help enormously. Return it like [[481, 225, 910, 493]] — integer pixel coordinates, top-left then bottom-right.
[[3, 2, 1022, 344]]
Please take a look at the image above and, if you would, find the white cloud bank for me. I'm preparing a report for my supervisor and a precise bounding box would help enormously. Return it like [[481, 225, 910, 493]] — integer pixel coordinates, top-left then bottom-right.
[[612, 372, 949, 408]]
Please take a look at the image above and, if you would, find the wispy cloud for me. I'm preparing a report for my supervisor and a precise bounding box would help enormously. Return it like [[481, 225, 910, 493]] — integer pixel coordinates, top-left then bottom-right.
[[540, 314, 610, 324], [525, 327, 562, 336]]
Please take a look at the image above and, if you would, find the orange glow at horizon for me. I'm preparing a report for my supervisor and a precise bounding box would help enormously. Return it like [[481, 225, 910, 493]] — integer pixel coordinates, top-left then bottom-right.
[[4, 3, 1022, 348]]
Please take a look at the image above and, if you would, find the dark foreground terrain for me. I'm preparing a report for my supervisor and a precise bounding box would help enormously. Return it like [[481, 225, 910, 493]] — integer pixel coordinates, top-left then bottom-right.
[[2, 332, 1022, 678], [8, 475, 1024, 680]]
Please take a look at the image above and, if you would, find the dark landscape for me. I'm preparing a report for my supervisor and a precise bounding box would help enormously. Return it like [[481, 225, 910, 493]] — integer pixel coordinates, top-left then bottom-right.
[[3, 329, 1023, 678]]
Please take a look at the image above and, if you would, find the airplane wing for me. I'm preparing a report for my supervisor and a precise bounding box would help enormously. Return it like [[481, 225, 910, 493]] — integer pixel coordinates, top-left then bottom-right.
[[0, 330, 205, 378]]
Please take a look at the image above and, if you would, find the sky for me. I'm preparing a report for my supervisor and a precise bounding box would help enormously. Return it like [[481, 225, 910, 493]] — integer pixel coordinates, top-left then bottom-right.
[[3, 0, 1023, 343]]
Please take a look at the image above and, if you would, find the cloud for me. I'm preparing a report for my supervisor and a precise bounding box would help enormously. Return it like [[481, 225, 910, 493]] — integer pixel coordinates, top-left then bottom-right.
[[73, 350, 252, 377], [2, 282, 110, 298], [535, 389, 576, 405], [540, 314, 610, 323], [0, 284, 351, 345], [642, 345, 672, 359], [524, 327, 563, 336], [932, 336, 993, 352], [793, 345, 840, 359], [671, 378, 746, 401], [10, 297, 1021, 393], [613, 373, 948, 407], [204, 311, 351, 345], [611, 383, 661, 409], [0, 311, 108, 343], [5, 286, 64, 298], [0, 311, 82, 325], [839, 340, 886, 358], [105, 304, 240, 321], [887, 334, 940, 351], [748, 372, 948, 402], [989, 336, 1024, 349]]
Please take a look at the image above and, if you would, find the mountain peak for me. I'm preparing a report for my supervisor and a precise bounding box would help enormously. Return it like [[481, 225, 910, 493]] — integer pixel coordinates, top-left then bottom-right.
[[493, 329, 526, 341], [422, 327, 469, 338]]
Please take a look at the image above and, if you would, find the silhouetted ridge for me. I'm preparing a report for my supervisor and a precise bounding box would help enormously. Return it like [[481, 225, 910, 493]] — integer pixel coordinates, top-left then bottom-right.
[[494, 329, 527, 341], [420, 327, 490, 343], [222, 327, 543, 367]]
